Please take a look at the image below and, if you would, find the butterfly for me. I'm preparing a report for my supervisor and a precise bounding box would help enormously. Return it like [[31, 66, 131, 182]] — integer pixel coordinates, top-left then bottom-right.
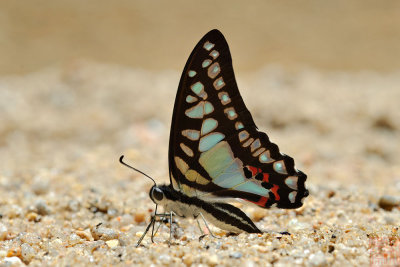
[[120, 29, 308, 246]]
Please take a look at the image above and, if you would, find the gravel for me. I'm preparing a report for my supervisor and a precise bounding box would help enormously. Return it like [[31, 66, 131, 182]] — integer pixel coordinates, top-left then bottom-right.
[[0, 62, 399, 266]]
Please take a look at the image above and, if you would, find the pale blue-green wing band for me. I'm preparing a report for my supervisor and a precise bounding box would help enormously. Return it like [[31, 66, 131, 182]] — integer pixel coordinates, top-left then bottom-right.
[[199, 132, 225, 152]]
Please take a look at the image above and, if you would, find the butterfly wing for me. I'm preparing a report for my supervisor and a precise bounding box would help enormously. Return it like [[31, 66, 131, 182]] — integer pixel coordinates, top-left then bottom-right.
[[168, 29, 308, 209]]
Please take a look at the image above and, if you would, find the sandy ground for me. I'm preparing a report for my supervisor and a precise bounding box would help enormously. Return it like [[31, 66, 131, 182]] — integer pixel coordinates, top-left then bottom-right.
[[0, 61, 399, 266]]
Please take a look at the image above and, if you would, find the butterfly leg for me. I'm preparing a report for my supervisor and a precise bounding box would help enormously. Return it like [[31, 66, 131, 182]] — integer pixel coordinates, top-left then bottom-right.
[[151, 214, 166, 243], [168, 211, 180, 246], [136, 213, 167, 247], [199, 212, 219, 239], [150, 205, 162, 243], [196, 217, 210, 241], [136, 206, 171, 247], [151, 215, 164, 239], [196, 218, 205, 235], [167, 212, 171, 246], [151, 212, 174, 241], [136, 216, 156, 247]]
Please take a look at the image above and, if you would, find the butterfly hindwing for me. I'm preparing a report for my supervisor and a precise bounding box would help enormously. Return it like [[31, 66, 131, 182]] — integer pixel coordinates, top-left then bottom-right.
[[168, 30, 308, 209]]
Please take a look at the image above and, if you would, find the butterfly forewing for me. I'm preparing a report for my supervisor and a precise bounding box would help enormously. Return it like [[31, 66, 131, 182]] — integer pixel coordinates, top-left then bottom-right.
[[168, 30, 308, 209]]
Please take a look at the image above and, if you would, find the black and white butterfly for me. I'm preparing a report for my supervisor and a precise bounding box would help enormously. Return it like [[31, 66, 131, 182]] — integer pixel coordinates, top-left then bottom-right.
[[121, 29, 308, 246]]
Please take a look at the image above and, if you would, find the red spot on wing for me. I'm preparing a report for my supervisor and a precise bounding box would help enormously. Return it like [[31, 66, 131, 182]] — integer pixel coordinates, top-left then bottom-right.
[[248, 166, 261, 176], [271, 185, 280, 201], [262, 173, 269, 182], [247, 166, 269, 183], [249, 196, 268, 207], [245, 165, 275, 205]]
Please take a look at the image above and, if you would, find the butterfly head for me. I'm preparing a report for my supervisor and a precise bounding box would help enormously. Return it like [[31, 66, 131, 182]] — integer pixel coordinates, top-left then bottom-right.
[[149, 184, 177, 205], [149, 185, 164, 204]]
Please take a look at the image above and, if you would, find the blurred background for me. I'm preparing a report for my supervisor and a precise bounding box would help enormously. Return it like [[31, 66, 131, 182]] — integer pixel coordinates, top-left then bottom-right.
[[0, 0, 399, 205], [1, 0, 400, 74]]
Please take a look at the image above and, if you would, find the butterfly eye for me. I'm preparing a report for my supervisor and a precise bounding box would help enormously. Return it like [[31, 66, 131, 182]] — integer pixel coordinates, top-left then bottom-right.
[[152, 187, 164, 201]]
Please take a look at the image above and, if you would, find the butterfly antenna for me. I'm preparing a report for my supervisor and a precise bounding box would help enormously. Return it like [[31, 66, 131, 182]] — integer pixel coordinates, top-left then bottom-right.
[[119, 155, 157, 186]]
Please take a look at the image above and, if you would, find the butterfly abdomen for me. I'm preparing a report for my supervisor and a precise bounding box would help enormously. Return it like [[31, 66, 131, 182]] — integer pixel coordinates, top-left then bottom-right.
[[157, 186, 261, 233], [199, 201, 262, 233]]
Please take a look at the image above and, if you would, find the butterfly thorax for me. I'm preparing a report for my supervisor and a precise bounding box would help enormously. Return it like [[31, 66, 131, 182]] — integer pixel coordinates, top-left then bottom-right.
[[149, 184, 262, 233], [149, 184, 200, 218]]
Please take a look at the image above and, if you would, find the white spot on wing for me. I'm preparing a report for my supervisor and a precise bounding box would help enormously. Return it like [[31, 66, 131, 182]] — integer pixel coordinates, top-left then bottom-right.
[[289, 191, 297, 203], [208, 62, 220, 79], [203, 41, 215, 51], [238, 130, 249, 142], [224, 107, 238, 120], [285, 176, 298, 190], [210, 50, 219, 59], [213, 77, 225, 90]]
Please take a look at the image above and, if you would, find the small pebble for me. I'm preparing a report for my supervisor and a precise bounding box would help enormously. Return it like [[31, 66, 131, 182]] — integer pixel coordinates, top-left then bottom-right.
[[158, 254, 171, 264], [372, 116, 396, 131], [254, 244, 268, 253], [308, 251, 327, 267], [183, 255, 194, 266], [2, 256, 23, 266], [134, 212, 146, 224], [21, 243, 36, 263], [118, 214, 134, 227], [244, 260, 256, 267], [288, 218, 310, 230], [35, 200, 51, 215], [378, 195, 400, 211], [135, 232, 144, 237], [107, 208, 118, 217], [32, 180, 50, 195], [49, 238, 63, 249], [7, 205, 23, 219], [0, 223, 8, 241], [105, 239, 119, 249], [327, 190, 335, 198], [21, 233, 41, 244], [76, 230, 93, 241], [252, 209, 267, 222], [26, 212, 40, 222], [91, 225, 119, 241], [384, 215, 396, 225], [67, 200, 80, 212], [208, 254, 218, 266], [7, 247, 21, 258], [69, 233, 83, 245], [368, 202, 379, 212], [89, 197, 113, 213], [230, 251, 242, 259]]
